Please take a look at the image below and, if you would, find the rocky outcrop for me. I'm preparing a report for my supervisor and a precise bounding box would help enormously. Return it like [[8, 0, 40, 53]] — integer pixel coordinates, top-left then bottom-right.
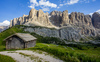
[[49, 11, 62, 27], [10, 9, 55, 28], [92, 12, 100, 35], [92, 12, 100, 29], [61, 10, 69, 26], [69, 12, 93, 27], [49, 11, 96, 36], [50, 11, 93, 27], [49, 10, 69, 27], [68, 12, 96, 36], [24, 26, 82, 42], [10, 15, 29, 27]]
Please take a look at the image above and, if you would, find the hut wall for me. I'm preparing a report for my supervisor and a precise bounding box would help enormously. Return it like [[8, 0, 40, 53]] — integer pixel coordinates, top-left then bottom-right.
[[26, 40, 36, 48], [6, 36, 24, 49]]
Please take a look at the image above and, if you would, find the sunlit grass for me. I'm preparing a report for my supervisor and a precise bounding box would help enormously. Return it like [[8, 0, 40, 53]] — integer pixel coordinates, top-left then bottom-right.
[[27, 43, 100, 62], [0, 54, 16, 62]]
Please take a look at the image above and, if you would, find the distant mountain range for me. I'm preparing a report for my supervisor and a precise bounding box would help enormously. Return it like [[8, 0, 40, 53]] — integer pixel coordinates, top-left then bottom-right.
[[0, 26, 9, 32], [7, 8, 100, 42]]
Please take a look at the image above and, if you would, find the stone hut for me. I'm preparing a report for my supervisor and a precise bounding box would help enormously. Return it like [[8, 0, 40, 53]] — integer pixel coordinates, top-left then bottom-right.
[[4, 33, 37, 49]]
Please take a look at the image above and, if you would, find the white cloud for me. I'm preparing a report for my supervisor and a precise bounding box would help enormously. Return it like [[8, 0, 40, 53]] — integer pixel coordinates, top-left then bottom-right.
[[39, 0, 57, 8], [0, 20, 10, 26], [30, 0, 38, 4], [89, 13, 93, 16], [28, 0, 57, 11], [58, 0, 95, 9], [29, 0, 95, 11], [67, 0, 79, 5], [58, 0, 79, 8], [59, 4, 64, 6], [42, 8, 50, 11], [89, 9, 100, 16], [28, 5, 34, 8], [68, 13, 70, 15], [96, 9, 100, 13], [28, 0, 39, 8]]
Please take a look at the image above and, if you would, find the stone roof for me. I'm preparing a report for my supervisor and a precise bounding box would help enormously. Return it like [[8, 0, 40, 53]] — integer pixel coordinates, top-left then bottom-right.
[[4, 33, 37, 42]]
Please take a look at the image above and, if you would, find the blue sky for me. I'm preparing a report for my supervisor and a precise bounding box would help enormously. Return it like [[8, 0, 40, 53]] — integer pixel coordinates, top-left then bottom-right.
[[0, 0, 100, 26]]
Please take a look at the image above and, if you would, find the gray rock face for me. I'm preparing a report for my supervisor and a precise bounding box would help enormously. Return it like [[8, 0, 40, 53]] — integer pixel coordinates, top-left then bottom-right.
[[49, 10, 69, 27], [60, 27, 81, 41], [69, 12, 93, 27], [24, 27, 60, 38], [68, 12, 96, 36], [92, 12, 100, 29], [49, 11, 96, 36], [24, 26, 81, 42], [50, 11, 62, 27], [92, 12, 100, 35], [50, 11, 93, 27]]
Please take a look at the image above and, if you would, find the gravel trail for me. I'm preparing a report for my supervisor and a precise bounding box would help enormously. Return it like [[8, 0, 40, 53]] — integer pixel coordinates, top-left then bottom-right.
[[0, 50, 64, 62]]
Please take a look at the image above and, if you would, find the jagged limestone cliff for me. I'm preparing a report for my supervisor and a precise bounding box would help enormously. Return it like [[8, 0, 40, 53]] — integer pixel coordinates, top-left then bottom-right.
[[9, 8, 99, 42], [49, 11, 97, 36], [92, 12, 100, 29], [10, 9, 57, 28], [92, 12, 100, 35]]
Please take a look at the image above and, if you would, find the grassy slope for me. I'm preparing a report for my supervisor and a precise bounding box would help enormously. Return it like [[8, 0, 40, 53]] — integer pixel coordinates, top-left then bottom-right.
[[27, 43, 100, 62], [0, 25, 64, 51], [0, 25, 100, 62], [0, 26, 25, 62], [0, 54, 16, 62], [0, 26, 27, 51]]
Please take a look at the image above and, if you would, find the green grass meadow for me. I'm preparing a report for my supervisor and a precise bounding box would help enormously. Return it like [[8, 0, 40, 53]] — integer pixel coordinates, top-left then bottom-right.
[[0, 54, 16, 62], [27, 43, 100, 62]]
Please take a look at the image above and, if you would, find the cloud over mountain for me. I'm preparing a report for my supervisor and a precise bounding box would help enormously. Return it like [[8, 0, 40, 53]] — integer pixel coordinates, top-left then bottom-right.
[[28, 0, 57, 11], [0, 20, 10, 26]]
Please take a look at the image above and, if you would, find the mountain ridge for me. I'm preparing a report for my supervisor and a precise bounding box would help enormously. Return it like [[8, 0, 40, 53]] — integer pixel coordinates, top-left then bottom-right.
[[9, 8, 100, 42]]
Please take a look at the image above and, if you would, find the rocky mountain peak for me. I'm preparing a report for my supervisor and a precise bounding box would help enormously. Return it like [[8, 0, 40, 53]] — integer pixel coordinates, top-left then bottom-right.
[[10, 8, 56, 28], [29, 8, 37, 18], [50, 11, 62, 16], [61, 10, 69, 26], [10, 8, 100, 38], [69, 12, 92, 27], [92, 12, 100, 29]]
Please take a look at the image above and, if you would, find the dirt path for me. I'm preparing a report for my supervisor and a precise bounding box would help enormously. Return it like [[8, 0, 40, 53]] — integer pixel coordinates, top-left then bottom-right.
[[0, 50, 64, 62]]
